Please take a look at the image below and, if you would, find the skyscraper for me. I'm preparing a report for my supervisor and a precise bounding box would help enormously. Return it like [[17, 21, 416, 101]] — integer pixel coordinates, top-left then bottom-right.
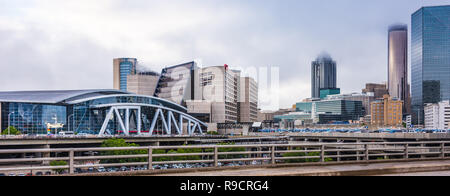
[[411, 5, 450, 124], [388, 24, 410, 114], [113, 58, 137, 91], [311, 53, 337, 98]]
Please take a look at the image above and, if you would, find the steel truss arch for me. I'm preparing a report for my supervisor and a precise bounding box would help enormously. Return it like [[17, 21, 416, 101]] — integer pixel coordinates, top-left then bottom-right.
[[94, 103, 206, 136]]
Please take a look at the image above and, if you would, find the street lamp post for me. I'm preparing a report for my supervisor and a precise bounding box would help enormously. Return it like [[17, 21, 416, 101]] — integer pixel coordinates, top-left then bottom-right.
[[8, 112, 15, 135], [68, 114, 74, 132]]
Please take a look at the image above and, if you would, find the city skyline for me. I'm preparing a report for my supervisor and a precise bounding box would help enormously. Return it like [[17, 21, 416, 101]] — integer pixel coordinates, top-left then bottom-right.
[[0, 0, 449, 110]]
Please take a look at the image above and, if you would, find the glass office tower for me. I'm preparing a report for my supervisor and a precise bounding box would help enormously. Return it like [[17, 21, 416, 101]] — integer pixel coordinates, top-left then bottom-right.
[[311, 53, 337, 98], [411, 5, 450, 124]]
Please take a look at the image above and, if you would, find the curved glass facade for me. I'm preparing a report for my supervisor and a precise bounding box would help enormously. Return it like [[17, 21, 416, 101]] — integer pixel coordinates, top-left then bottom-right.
[[1, 103, 66, 134], [1, 92, 204, 135]]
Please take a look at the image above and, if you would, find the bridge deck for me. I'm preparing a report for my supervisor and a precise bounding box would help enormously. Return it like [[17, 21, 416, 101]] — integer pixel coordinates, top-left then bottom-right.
[[152, 159, 450, 176]]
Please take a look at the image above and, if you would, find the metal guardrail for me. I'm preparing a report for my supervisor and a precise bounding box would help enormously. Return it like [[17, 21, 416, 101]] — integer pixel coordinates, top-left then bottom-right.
[[0, 141, 449, 175]]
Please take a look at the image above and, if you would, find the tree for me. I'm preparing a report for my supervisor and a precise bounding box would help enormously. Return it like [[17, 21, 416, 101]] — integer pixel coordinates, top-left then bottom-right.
[[49, 160, 68, 174], [152, 147, 203, 162], [1, 126, 21, 135], [207, 131, 220, 135], [203, 142, 246, 159], [282, 147, 333, 163], [100, 138, 148, 164]]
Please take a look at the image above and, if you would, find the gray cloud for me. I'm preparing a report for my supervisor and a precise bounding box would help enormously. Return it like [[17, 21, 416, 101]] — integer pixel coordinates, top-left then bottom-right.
[[0, 0, 449, 110]]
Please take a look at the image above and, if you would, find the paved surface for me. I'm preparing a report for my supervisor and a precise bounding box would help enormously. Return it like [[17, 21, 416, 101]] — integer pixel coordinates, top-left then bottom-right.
[[152, 160, 450, 176], [379, 170, 450, 176]]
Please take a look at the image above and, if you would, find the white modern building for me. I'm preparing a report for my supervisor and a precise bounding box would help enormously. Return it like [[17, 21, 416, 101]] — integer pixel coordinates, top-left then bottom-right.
[[186, 65, 242, 123], [424, 100, 450, 130], [154, 63, 258, 125]]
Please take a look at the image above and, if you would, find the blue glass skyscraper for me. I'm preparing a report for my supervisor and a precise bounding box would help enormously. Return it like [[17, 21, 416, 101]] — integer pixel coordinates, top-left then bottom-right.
[[113, 58, 137, 91], [411, 5, 450, 124]]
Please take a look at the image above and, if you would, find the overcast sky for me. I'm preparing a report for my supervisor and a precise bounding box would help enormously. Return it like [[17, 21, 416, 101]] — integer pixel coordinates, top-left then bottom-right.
[[0, 0, 449, 110]]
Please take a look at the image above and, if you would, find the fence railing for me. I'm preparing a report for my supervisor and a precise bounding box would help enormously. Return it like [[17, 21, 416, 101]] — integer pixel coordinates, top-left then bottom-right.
[[0, 141, 449, 175]]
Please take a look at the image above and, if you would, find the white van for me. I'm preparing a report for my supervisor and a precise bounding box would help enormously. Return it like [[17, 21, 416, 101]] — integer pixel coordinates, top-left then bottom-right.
[[58, 131, 75, 136]]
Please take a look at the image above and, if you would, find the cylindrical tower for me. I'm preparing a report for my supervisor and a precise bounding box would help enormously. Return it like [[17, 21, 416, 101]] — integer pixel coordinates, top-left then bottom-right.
[[388, 24, 409, 113]]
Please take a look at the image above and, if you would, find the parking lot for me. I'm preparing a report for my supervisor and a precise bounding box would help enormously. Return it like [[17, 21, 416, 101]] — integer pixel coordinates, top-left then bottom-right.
[[0, 160, 268, 176], [257, 128, 450, 134]]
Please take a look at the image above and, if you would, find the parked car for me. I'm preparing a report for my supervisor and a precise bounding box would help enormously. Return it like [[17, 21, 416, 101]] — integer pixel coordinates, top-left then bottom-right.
[[0, 173, 5, 176], [75, 168, 83, 174], [106, 167, 117, 173], [152, 165, 161, 170], [97, 167, 106, 172], [35, 172, 43, 176]]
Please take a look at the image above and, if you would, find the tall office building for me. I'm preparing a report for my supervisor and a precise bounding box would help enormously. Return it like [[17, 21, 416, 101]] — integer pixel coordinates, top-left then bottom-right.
[[411, 5, 450, 124], [113, 58, 137, 91], [113, 58, 160, 96], [388, 24, 410, 114], [311, 53, 337, 98], [154, 61, 201, 106], [239, 77, 259, 122], [187, 65, 241, 123], [185, 64, 263, 124]]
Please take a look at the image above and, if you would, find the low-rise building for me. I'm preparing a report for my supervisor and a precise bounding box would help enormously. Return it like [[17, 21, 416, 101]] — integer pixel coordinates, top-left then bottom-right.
[[320, 88, 341, 99], [274, 112, 312, 129], [424, 100, 450, 130], [294, 99, 364, 124], [325, 92, 375, 116], [371, 95, 403, 126], [362, 83, 388, 99]]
